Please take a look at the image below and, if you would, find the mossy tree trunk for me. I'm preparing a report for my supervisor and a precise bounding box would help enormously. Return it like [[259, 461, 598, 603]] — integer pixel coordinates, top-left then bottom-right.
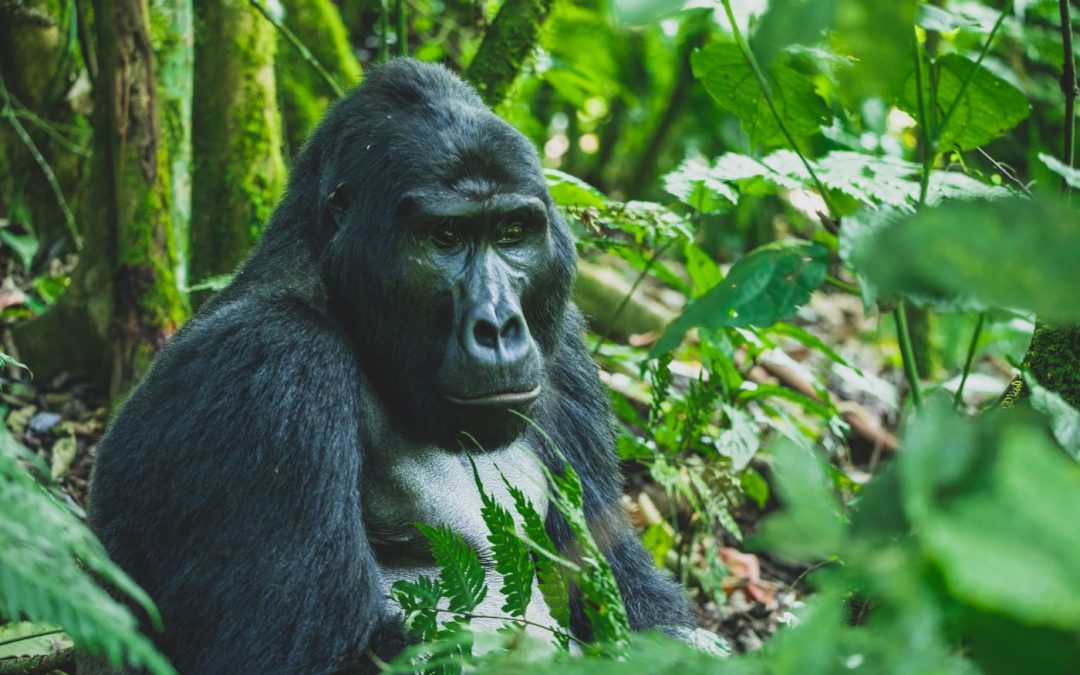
[[465, 0, 554, 107], [190, 0, 286, 290], [15, 0, 191, 399], [277, 0, 362, 155]]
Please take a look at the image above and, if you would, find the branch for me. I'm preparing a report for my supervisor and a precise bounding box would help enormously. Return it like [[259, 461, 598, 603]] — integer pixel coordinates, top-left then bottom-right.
[[248, 0, 344, 98], [1059, 0, 1076, 193], [465, 0, 553, 107]]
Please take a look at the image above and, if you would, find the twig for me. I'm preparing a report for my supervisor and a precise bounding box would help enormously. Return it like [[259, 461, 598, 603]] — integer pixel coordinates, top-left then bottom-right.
[[591, 240, 674, 357], [717, 0, 839, 223], [954, 312, 986, 409], [247, 0, 344, 98], [0, 71, 82, 250]]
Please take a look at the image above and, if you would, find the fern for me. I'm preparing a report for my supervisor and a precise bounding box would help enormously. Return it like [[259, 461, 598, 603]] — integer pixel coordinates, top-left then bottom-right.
[[390, 576, 443, 642], [468, 458, 534, 619], [414, 524, 487, 614], [500, 473, 573, 649], [0, 424, 175, 674]]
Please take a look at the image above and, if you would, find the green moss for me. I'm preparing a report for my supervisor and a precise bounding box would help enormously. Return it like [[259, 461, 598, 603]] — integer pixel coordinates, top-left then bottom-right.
[[191, 0, 286, 284], [278, 0, 362, 151], [1024, 324, 1080, 410]]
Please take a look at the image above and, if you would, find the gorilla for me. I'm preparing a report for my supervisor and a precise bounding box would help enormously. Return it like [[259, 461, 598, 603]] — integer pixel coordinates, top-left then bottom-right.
[[86, 59, 691, 674]]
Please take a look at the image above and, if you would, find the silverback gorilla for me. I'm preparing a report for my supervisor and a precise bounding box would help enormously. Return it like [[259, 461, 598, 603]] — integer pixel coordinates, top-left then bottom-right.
[[86, 59, 691, 674]]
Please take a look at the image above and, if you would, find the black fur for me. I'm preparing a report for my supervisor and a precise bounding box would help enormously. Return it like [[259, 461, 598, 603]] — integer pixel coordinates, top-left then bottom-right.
[[87, 59, 691, 674]]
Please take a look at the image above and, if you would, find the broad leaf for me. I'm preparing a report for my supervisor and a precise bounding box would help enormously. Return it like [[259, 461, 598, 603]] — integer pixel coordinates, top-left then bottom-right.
[[714, 404, 760, 471], [1026, 373, 1080, 460], [651, 240, 828, 356], [851, 197, 1080, 320], [1039, 152, 1080, 190], [691, 42, 830, 148], [901, 53, 1030, 151], [831, 0, 918, 102], [751, 0, 837, 67], [545, 169, 607, 208]]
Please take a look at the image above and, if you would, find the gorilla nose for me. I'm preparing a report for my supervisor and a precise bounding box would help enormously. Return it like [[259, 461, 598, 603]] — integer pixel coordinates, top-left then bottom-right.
[[464, 307, 531, 365]]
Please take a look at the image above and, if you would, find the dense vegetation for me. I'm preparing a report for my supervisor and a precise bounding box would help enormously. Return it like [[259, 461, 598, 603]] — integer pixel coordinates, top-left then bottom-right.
[[0, 0, 1078, 673]]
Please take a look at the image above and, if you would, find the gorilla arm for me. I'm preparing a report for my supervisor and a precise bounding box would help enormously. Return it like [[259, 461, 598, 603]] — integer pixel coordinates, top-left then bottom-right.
[[88, 298, 386, 674]]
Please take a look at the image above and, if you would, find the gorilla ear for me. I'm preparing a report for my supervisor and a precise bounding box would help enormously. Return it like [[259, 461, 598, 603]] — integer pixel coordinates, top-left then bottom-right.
[[327, 182, 349, 225]]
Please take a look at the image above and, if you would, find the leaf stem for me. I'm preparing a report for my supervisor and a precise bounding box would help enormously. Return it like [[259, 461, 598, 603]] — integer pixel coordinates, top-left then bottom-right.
[[954, 312, 986, 409], [717, 0, 839, 222], [431, 608, 585, 646], [894, 301, 924, 410], [591, 239, 674, 357], [912, 33, 933, 205], [0, 628, 65, 648]]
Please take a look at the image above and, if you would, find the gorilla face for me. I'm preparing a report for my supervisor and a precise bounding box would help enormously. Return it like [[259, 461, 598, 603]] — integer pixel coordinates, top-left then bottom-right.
[[319, 71, 575, 448]]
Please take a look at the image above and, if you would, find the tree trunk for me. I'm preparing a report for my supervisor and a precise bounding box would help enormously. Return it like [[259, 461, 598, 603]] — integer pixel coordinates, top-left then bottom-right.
[[190, 0, 285, 289], [278, 0, 362, 155], [14, 0, 190, 399], [465, 0, 553, 108]]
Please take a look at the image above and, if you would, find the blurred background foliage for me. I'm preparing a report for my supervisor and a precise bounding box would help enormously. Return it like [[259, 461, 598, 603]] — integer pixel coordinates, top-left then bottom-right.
[[0, 0, 1079, 672]]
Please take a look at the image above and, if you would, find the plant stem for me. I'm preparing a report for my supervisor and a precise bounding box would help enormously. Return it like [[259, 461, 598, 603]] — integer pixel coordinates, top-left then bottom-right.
[[0, 71, 82, 250], [1059, 0, 1076, 195], [894, 301, 924, 410], [397, 0, 408, 57], [954, 312, 986, 408], [825, 274, 860, 295], [431, 608, 585, 646], [380, 0, 391, 62], [247, 0, 344, 97], [591, 240, 674, 357], [935, 3, 1010, 150], [913, 33, 934, 205], [717, 0, 839, 222]]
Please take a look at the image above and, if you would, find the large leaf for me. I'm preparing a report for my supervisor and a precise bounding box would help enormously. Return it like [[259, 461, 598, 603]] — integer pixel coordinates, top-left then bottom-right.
[[900, 403, 1080, 630], [900, 53, 1030, 151], [663, 158, 738, 213], [850, 197, 1080, 321], [751, 0, 837, 67], [830, 0, 918, 102], [691, 41, 830, 148], [651, 240, 828, 356]]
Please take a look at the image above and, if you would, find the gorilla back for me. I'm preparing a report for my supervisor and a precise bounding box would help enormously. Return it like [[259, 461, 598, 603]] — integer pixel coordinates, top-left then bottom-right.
[[87, 59, 691, 674]]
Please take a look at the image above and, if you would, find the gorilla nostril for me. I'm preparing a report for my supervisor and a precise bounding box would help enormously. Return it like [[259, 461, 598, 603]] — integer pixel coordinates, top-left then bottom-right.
[[473, 319, 499, 349], [501, 316, 523, 341]]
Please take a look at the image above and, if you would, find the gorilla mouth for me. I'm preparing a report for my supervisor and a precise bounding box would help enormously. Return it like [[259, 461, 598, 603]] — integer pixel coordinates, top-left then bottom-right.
[[444, 385, 542, 407]]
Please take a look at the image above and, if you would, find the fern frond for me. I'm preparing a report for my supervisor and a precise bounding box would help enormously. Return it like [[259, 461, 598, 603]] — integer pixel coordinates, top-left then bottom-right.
[[0, 428, 175, 674], [468, 458, 534, 618], [415, 523, 487, 614], [391, 576, 443, 642]]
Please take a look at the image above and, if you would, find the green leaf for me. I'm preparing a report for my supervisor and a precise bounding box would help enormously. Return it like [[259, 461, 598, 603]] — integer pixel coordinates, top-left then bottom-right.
[[916, 3, 981, 32], [612, 0, 684, 26], [545, 168, 607, 208], [1038, 152, 1080, 190], [1026, 373, 1080, 460], [830, 0, 918, 102], [691, 41, 830, 148], [641, 523, 674, 569], [900, 403, 1080, 629], [715, 404, 760, 471], [663, 159, 738, 214], [751, 0, 837, 67], [391, 576, 443, 642], [470, 459, 534, 618], [752, 441, 845, 560], [900, 53, 1030, 151], [651, 240, 828, 356], [0, 229, 39, 271], [851, 197, 1080, 320], [415, 524, 488, 614]]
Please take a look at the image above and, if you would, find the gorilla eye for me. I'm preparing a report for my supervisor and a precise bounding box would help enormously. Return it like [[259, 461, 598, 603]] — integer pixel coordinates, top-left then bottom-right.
[[497, 223, 527, 245], [431, 227, 463, 249]]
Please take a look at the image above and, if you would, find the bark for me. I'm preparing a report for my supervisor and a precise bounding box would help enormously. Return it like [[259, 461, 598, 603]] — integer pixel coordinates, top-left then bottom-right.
[[1002, 324, 1080, 410], [278, 0, 362, 154], [15, 0, 190, 398], [190, 0, 285, 287], [464, 0, 553, 108]]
